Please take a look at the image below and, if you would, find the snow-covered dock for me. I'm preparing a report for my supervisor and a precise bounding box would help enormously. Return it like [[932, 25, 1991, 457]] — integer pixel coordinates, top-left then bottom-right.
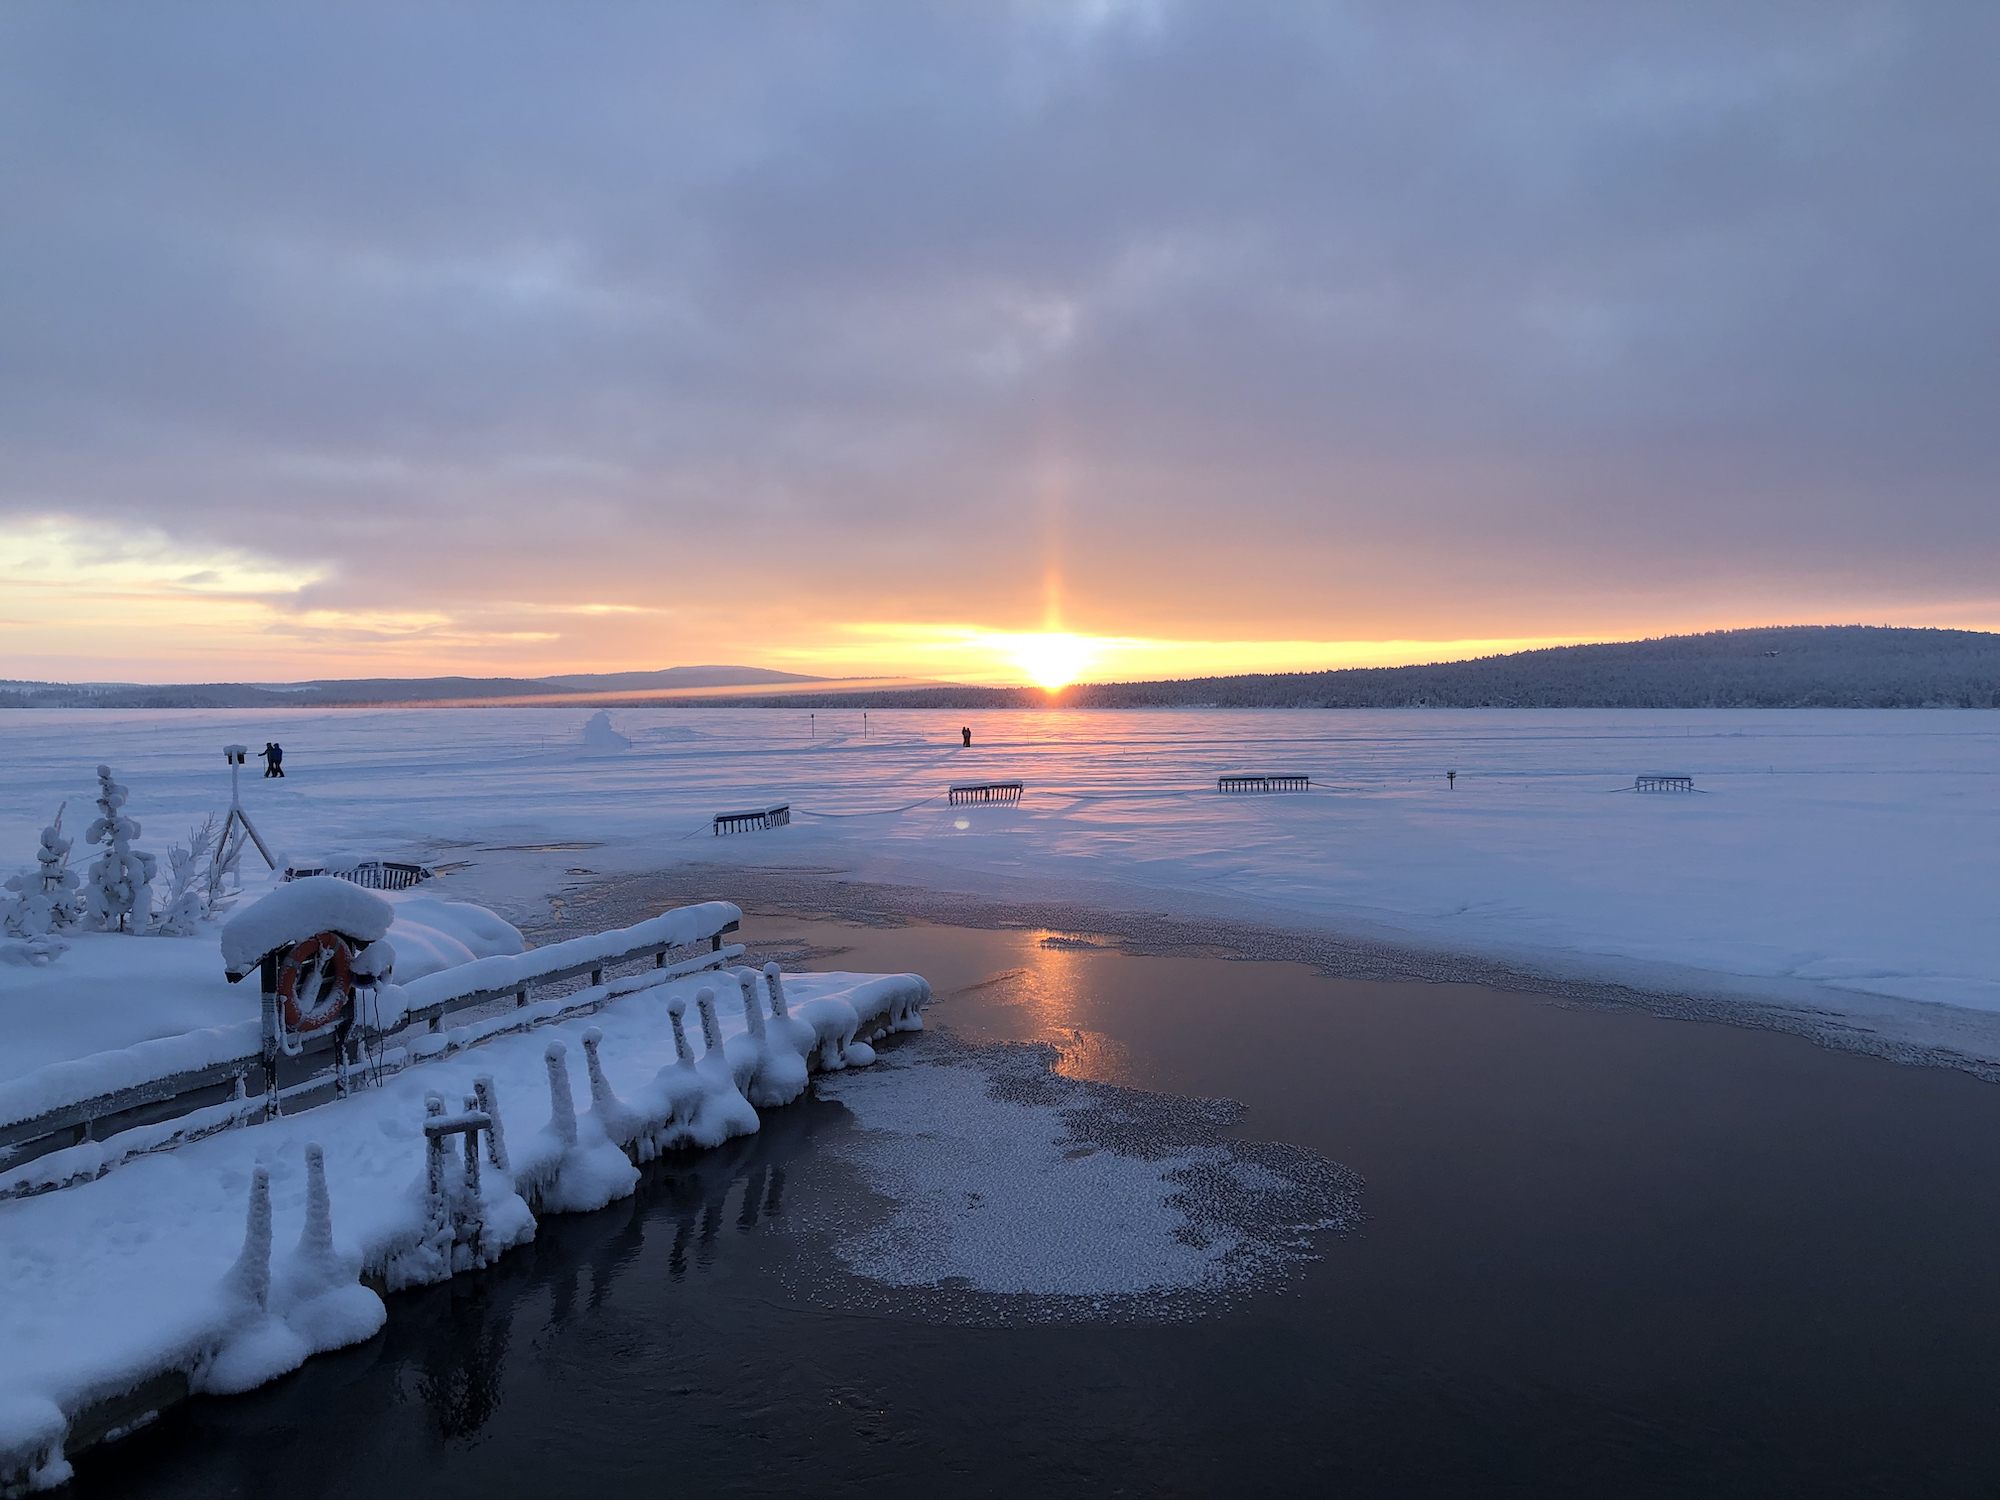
[[0, 948, 929, 1492]]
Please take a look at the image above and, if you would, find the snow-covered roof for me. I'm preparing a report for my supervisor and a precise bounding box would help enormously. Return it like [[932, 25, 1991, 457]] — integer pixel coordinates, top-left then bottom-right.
[[221, 878, 395, 978]]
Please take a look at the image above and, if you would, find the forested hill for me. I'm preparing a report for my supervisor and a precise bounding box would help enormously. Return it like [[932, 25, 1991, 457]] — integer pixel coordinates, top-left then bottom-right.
[[6, 627, 1995, 711], [723, 627, 2000, 710]]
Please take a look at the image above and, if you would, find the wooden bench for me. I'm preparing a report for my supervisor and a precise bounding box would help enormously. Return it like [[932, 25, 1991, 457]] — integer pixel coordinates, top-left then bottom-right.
[[713, 803, 791, 835], [1635, 775, 1695, 793], [948, 782, 1024, 806], [283, 859, 434, 891]]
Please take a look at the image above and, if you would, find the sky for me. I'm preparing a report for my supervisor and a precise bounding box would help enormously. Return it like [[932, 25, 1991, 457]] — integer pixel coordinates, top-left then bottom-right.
[[2, 2, 1996, 686]]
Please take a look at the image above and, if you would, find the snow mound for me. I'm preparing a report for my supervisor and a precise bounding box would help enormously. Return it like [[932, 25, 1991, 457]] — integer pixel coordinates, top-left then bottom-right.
[[221, 879, 393, 976], [579, 710, 631, 754], [382, 894, 526, 982]]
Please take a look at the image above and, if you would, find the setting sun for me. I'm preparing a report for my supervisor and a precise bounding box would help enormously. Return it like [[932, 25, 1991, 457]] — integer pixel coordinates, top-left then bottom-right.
[[1006, 631, 1100, 690]]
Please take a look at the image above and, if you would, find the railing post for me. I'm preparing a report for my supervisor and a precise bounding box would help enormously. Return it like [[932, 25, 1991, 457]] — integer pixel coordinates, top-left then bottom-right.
[[259, 952, 282, 1120], [461, 1093, 483, 1199], [424, 1092, 447, 1219], [474, 1074, 509, 1172]]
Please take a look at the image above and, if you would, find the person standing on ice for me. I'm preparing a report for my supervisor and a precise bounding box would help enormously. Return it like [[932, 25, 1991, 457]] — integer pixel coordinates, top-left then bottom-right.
[[961, 726, 972, 747], [267, 742, 286, 778]]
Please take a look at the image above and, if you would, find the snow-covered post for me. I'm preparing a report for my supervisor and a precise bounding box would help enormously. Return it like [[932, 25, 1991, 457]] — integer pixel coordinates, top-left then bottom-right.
[[251, 947, 285, 1120], [228, 1165, 273, 1311], [473, 1074, 509, 1172], [694, 987, 723, 1053], [296, 1143, 335, 1278], [763, 962, 791, 1020], [581, 1028, 615, 1115], [460, 1094, 483, 1201], [424, 1093, 448, 1216], [666, 997, 694, 1066], [735, 969, 768, 1041], [544, 1042, 578, 1147]]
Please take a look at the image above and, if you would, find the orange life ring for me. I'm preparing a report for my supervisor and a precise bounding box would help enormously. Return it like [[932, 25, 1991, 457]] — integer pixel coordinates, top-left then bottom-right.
[[278, 932, 355, 1035]]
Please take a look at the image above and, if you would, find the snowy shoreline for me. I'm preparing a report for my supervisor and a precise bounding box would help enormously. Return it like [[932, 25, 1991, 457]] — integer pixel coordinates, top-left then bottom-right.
[[642, 865, 2000, 1081]]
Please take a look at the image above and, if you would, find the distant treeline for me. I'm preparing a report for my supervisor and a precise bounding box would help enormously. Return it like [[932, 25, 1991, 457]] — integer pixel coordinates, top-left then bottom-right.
[[5, 626, 1996, 710], [686, 626, 2000, 711]]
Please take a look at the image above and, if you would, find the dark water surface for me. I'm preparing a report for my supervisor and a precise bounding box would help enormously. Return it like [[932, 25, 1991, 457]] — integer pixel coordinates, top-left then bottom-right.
[[76, 910, 2000, 1497]]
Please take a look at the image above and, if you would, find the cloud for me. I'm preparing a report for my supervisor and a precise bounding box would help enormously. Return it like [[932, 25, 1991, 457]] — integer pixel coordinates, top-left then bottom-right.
[[0, 2, 1995, 677]]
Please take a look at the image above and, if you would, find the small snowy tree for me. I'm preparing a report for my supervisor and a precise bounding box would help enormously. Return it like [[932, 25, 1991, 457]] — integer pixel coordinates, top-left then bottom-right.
[[2, 804, 78, 940], [152, 812, 221, 936], [81, 763, 157, 933], [34, 804, 79, 926]]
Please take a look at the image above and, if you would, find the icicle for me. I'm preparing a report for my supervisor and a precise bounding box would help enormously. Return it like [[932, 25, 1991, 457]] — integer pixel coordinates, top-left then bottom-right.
[[228, 1165, 273, 1309], [473, 1074, 509, 1172], [763, 962, 791, 1019], [544, 1041, 577, 1147], [736, 970, 768, 1040], [694, 987, 723, 1053], [666, 996, 694, 1065], [296, 1143, 334, 1273]]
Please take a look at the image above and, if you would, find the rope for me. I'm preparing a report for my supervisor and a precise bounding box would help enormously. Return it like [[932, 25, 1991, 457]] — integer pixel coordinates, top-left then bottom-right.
[[793, 793, 948, 820]]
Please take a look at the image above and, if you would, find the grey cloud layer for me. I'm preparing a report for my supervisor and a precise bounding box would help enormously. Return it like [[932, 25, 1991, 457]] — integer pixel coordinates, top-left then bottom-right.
[[2, 1, 1993, 644]]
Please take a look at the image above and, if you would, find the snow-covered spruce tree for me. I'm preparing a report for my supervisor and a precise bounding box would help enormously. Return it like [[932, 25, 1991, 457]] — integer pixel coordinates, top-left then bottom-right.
[[34, 805, 79, 925], [82, 763, 157, 933], [151, 813, 220, 936], [2, 805, 79, 940]]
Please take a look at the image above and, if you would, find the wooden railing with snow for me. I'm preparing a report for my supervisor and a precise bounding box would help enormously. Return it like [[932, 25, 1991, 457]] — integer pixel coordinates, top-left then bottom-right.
[[0, 902, 743, 1192]]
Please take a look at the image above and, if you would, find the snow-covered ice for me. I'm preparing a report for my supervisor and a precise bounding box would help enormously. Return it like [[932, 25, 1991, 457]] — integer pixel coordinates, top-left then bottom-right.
[[0, 707, 1991, 1038]]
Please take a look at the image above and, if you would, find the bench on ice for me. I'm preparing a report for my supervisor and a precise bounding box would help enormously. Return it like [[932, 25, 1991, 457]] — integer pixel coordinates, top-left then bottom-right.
[[1634, 775, 1695, 793], [948, 781, 1023, 806], [283, 858, 435, 891], [713, 803, 790, 836], [1217, 773, 1310, 793]]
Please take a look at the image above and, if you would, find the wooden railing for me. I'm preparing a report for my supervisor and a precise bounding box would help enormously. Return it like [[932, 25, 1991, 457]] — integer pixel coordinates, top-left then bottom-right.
[[0, 902, 742, 1194]]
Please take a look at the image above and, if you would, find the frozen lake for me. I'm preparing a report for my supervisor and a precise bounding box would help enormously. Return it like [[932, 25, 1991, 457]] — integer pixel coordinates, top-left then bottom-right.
[[66, 905, 2000, 1498], [2, 707, 1995, 1057]]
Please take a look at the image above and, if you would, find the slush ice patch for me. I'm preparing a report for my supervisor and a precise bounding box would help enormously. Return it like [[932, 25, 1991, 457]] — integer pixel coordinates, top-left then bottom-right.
[[789, 1038, 1361, 1323]]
